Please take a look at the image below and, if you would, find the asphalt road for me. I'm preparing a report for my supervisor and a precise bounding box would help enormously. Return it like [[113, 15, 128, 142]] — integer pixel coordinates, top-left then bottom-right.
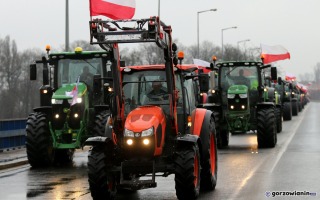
[[0, 102, 319, 200]]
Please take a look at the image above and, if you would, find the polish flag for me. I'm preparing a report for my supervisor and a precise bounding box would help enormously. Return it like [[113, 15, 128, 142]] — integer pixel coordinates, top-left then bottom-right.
[[90, 0, 136, 20], [285, 73, 296, 81], [260, 44, 290, 64], [66, 77, 79, 106]]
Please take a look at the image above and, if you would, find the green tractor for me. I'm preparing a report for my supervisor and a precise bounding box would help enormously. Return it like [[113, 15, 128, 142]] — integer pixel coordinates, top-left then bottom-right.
[[26, 46, 116, 167], [211, 61, 277, 148], [274, 78, 294, 121]]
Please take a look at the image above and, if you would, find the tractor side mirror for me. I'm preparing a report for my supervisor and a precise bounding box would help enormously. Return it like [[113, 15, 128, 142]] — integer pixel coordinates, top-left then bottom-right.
[[198, 73, 209, 93], [277, 77, 282, 85], [30, 64, 37, 80], [271, 67, 277, 81], [93, 74, 102, 94]]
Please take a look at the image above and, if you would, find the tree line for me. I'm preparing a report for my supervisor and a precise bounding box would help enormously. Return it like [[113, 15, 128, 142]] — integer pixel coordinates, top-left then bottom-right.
[[0, 35, 317, 119]]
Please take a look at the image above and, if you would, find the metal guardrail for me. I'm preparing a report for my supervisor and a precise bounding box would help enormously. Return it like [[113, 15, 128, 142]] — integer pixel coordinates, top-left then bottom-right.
[[0, 119, 26, 151]]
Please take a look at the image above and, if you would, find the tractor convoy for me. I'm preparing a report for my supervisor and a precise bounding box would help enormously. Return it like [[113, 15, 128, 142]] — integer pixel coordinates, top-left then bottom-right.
[[26, 15, 308, 200]]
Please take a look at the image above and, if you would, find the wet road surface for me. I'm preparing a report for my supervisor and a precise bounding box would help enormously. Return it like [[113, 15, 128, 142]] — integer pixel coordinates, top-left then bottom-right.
[[0, 102, 319, 200]]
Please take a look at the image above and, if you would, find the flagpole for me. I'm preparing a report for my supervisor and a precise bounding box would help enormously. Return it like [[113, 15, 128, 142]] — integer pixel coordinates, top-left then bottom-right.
[[65, 0, 69, 52], [158, 0, 160, 18]]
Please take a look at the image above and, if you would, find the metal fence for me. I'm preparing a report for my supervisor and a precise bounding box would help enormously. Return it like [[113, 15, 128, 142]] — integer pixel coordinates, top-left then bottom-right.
[[0, 119, 26, 151]]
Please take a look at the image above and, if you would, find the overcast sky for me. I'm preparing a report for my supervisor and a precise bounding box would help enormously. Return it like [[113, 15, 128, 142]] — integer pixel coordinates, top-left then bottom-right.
[[0, 0, 319, 77]]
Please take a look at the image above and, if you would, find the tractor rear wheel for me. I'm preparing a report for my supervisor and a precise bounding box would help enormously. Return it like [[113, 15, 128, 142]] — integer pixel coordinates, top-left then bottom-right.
[[275, 107, 282, 133], [88, 145, 117, 200], [175, 144, 201, 200], [292, 101, 298, 116], [93, 111, 110, 136], [26, 112, 54, 168], [54, 149, 74, 164], [200, 117, 217, 191], [282, 102, 292, 121], [217, 128, 229, 149], [257, 107, 277, 148]]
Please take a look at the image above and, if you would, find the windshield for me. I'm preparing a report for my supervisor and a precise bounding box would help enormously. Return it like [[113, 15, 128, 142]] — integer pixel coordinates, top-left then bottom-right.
[[220, 66, 259, 92], [122, 70, 169, 115], [57, 58, 103, 87]]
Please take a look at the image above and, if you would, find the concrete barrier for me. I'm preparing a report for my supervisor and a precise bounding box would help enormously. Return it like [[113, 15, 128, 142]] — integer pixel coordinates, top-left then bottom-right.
[[0, 119, 26, 151]]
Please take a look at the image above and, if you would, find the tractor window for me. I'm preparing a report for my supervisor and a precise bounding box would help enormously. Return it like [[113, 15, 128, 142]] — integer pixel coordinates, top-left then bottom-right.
[[57, 58, 103, 88], [122, 70, 168, 115], [220, 66, 258, 91], [220, 66, 259, 106]]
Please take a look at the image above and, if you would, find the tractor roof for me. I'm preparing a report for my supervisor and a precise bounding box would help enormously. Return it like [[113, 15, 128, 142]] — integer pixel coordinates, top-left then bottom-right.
[[122, 64, 199, 73], [216, 61, 264, 68]]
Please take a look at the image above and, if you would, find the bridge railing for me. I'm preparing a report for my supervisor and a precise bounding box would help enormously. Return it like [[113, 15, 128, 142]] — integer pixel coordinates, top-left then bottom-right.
[[0, 119, 26, 151]]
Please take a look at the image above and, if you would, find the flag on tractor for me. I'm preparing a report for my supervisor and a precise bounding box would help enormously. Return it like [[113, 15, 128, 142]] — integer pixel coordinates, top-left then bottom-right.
[[65, 76, 80, 106], [89, 0, 136, 20], [260, 44, 290, 64]]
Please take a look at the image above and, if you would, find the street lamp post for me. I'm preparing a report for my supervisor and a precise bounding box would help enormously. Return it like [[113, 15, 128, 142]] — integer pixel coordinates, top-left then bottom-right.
[[197, 8, 217, 58], [237, 39, 250, 60], [221, 26, 237, 60], [65, 0, 69, 52]]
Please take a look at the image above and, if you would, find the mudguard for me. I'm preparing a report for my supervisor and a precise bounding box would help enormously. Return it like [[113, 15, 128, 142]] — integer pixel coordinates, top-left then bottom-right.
[[84, 136, 112, 146], [190, 108, 207, 137], [257, 102, 275, 110], [176, 134, 200, 150]]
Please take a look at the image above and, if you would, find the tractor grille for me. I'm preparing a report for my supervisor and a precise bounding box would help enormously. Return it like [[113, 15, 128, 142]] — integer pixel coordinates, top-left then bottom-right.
[[228, 95, 248, 111], [51, 100, 84, 129]]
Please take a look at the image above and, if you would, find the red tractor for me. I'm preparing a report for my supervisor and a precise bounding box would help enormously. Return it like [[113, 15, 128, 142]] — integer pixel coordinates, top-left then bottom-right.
[[85, 17, 218, 199]]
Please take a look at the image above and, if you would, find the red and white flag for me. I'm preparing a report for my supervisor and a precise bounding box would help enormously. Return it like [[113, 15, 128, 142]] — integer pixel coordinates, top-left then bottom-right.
[[260, 44, 290, 64], [66, 77, 79, 106], [90, 0, 136, 20]]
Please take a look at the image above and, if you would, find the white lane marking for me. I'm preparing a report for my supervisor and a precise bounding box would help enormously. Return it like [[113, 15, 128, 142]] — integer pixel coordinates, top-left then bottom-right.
[[269, 105, 309, 172]]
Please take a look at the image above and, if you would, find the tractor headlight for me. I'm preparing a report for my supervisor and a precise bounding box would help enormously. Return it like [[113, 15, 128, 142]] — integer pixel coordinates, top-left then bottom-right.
[[210, 89, 216, 94], [241, 105, 246, 109], [77, 97, 82, 103], [227, 94, 235, 99], [230, 105, 235, 109], [126, 139, 133, 145], [264, 88, 268, 92], [51, 99, 63, 104], [239, 94, 247, 98], [141, 127, 154, 137], [124, 129, 134, 137], [292, 92, 295, 95], [285, 92, 289, 96]]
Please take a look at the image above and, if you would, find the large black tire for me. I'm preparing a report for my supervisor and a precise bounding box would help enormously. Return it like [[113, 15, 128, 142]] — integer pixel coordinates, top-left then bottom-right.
[[257, 107, 277, 148], [54, 149, 74, 164], [88, 145, 116, 200], [282, 102, 292, 121], [291, 101, 298, 116], [217, 128, 229, 149], [93, 111, 110, 136], [175, 144, 201, 200], [298, 102, 302, 112], [26, 112, 55, 168], [275, 107, 282, 133], [200, 116, 218, 191]]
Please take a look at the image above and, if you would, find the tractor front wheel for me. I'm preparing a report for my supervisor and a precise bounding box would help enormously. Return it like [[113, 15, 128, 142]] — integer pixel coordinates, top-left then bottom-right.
[[283, 102, 292, 121], [275, 107, 282, 133], [88, 145, 117, 200], [175, 144, 201, 200], [26, 112, 54, 168], [200, 117, 218, 191], [93, 111, 110, 136], [257, 107, 277, 148]]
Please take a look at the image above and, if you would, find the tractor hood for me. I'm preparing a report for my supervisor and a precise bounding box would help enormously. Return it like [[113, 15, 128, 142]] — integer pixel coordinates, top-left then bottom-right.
[[228, 85, 248, 95], [52, 83, 87, 100], [125, 106, 165, 132]]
